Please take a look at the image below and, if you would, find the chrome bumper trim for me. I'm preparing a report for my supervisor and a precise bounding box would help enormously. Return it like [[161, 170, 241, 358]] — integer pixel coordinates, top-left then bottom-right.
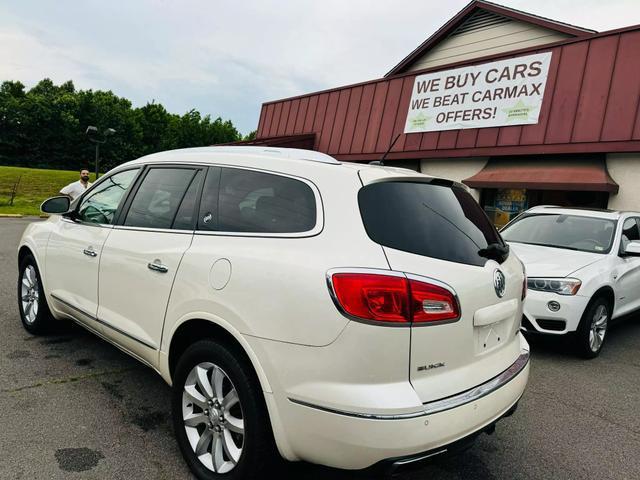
[[422, 350, 530, 415], [288, 349, 530, 420], [288, 398, 427, 420]]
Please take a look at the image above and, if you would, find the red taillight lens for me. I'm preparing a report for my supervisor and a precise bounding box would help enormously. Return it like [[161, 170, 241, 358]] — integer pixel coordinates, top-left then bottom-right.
[[410, 279, 459, 323], [330, 272, 459, 324], [331, 273, 409, 323]]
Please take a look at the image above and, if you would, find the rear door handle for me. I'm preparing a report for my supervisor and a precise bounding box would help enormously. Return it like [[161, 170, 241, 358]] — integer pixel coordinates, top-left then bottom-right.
[[83, 248, 97, 257], [147, 261, 169, 273]]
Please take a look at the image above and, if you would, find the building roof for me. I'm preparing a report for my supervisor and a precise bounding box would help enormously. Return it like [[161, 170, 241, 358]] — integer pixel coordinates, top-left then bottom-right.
[[255, 23, 640, 161], [385, 0, 596, 77]]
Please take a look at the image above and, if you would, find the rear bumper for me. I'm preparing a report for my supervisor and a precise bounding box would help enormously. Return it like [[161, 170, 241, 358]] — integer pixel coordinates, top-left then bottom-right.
[[278, 348, 530, 470], [378, 399, 520, 474]]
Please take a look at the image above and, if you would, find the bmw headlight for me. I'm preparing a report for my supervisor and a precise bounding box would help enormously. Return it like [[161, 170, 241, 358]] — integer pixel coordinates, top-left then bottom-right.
[[527, 278, 581, 295]]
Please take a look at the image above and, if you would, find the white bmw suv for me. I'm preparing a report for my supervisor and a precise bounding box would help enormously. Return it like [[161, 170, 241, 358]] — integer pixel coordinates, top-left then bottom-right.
[[501, 206, 640, 358], [18, 147, 529, 478]]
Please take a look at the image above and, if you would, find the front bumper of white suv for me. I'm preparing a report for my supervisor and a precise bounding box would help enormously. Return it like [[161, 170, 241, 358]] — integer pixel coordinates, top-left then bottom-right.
[[521, 289, 591, 334]]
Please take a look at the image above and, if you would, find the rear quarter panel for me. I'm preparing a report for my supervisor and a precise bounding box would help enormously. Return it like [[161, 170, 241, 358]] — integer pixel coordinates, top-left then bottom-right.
[[161, 166, 390, 348]]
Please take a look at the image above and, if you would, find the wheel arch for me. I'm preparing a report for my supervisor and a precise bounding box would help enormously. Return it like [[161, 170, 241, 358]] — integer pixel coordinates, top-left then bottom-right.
[[18, 243, 49, 290], [18, 244, 35, 267], [591, 286, 615, 312], [167, 317, 272, 394], [165, 317, 298, 461]]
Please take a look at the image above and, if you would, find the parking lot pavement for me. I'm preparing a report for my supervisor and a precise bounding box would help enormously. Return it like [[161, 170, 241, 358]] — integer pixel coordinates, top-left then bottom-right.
[[1, 218, 640, 479]]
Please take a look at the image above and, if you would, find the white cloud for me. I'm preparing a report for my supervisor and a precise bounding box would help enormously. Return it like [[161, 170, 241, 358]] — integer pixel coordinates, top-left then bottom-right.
[[2, 0, 640, 133], [0, 28, 87, 87]]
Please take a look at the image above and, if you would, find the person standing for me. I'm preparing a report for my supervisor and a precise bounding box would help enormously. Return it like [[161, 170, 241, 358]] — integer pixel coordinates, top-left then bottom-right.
[[60, 168, 92, 201]]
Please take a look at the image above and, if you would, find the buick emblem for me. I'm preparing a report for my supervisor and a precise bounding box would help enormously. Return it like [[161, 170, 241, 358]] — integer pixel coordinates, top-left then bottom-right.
[[493, 269, 506, 298]]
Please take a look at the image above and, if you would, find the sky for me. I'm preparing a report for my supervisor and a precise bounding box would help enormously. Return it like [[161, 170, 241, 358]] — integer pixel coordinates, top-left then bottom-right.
[[2, 0, 640, 135]]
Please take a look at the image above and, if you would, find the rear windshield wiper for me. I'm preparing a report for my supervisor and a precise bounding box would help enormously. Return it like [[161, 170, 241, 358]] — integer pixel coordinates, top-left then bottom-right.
[[478, 242, 510, 261]]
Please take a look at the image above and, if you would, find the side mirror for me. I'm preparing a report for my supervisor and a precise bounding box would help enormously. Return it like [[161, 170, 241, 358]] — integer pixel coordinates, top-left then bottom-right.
[[40, 196, 70, 214], [622, 240, 640, 257]]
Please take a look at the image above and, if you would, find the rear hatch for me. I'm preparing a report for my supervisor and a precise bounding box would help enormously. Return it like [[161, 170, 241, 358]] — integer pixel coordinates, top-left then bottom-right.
[[358, 169, 525, 403]]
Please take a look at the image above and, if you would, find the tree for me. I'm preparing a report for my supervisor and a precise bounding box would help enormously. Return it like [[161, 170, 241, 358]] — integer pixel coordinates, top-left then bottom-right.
[[0, 81, 28, 163], [0, 78, 244, 170]]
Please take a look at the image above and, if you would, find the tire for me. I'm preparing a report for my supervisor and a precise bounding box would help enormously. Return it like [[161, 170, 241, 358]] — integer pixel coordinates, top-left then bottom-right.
[[575, 296, 610, 359], [172, 339, 278, 480], [17, 254, 53, 335]]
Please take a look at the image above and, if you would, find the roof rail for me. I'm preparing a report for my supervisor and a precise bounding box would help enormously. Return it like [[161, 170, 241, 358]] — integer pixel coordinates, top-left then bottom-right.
[[147, 146, 341, 165], [209, 146, 340, 165]]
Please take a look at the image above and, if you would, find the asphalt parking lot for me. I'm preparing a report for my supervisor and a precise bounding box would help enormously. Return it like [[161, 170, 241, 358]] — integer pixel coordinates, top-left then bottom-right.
[[1, 217, 639, 479]]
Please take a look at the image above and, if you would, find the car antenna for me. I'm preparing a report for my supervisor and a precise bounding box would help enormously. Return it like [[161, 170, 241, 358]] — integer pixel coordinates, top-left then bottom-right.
[[370, 133, 401, 166]]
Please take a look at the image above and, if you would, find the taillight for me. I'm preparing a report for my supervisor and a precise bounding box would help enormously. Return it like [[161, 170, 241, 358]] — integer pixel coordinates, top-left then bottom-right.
[[331, 273, 409, 323], [329, 272, 459, 325], [409, 278, 459, 323]]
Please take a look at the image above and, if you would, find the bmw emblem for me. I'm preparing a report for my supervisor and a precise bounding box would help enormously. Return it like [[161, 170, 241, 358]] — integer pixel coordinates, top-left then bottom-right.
[[493, 269, 506, 298]]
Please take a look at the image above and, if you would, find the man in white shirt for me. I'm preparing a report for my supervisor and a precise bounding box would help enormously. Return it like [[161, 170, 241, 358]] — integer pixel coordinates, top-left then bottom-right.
[[60, 168, 92, 200]]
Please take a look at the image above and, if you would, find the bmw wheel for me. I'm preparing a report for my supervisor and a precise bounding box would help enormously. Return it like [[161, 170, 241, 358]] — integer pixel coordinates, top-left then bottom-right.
[[172, 339, 277, 479], [576, 296, 610, 359], [17, 254, 53, 334]]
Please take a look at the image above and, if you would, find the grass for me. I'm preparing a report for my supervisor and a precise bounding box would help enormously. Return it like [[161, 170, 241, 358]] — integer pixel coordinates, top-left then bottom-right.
[[0, 166, 97, 216]]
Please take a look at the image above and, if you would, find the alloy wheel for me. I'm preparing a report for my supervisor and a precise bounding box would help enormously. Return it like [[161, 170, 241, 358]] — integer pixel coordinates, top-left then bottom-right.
[[589, 304, 608, 352], [182, 362, 245, 473], [20, 265, 39, 324]]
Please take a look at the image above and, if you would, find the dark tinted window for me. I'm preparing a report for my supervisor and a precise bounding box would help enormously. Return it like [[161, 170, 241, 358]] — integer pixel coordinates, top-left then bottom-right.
[[124, 168, 196, 229], [215, 168, 316, 233], [358, 181, 503, 266], [172, 170, 203, 230], [77, 169, 139, 225]]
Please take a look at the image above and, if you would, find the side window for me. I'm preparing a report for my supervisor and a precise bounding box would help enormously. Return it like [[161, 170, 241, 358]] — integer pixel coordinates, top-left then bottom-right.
[[621, 217, 640, 250], [77, 169, 139, 225], [217, 168, 316, 233], [172, 170, 204, 230], [123, 168, 197, 229]]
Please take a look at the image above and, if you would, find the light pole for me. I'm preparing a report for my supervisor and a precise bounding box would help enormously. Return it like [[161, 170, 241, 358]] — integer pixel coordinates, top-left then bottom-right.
[[85, 126, 116, 179]]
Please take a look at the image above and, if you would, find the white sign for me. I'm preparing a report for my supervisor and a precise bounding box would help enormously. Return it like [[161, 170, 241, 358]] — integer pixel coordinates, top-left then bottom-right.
[[404, 52, 552, 133]]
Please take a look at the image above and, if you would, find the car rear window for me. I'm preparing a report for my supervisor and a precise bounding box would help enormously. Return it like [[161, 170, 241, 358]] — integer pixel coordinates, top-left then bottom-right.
[[358, 181, 504, 267]]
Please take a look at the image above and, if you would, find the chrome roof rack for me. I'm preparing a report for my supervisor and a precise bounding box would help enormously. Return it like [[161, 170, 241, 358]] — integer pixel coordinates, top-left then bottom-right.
[[156, 146, 341, 165]]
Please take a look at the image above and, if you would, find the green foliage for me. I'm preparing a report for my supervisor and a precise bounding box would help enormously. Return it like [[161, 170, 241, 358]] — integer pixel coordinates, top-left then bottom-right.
[[0, 165, 97, 216], [0, 78, 243, 171], [243, 130, 257, 141]]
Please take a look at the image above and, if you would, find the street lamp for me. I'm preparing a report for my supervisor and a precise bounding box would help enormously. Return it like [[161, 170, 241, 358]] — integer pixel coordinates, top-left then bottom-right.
[[85, 126, 116, 179]]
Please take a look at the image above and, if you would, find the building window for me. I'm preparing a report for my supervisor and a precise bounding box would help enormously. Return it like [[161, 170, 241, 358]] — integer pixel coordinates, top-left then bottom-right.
[[481, 188, 609, 228]]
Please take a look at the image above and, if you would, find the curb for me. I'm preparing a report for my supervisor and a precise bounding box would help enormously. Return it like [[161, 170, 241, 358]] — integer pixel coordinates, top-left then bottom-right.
[[0, 214, 24, 218]]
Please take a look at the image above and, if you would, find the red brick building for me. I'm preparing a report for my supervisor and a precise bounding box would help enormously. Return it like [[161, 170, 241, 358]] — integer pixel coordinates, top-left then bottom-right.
[[246, 1, 640, 226]]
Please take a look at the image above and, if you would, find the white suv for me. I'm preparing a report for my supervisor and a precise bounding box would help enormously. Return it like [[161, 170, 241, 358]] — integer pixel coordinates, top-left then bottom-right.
[[501, 206, 640, 358], [18, 147, 529, 478]]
